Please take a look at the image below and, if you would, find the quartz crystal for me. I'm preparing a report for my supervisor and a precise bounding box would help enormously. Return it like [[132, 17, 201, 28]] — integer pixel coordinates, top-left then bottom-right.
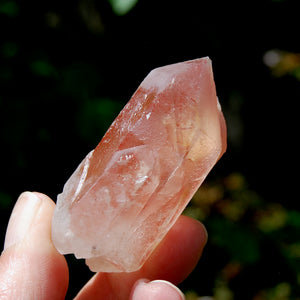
[[51, 57, 227, 272]]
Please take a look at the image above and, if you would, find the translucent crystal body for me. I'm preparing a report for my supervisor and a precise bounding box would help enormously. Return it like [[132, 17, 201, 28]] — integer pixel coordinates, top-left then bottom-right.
[[51, 57, 227, 272]]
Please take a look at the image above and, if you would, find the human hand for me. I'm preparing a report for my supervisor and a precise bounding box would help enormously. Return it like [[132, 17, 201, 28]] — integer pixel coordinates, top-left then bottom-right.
[[0, 192, 207, 299]]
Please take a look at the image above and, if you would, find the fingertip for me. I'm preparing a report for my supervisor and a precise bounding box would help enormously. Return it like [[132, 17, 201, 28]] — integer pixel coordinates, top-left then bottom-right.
[[0, 191, 69, 300], [32, 191, 56, 208], [3, 192, 42, 250], [130, 279, 185, 300], [176, 215, 208, 246]]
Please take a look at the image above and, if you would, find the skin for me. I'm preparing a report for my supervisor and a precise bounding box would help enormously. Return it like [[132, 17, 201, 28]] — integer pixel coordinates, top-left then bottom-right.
[[0, 192, 207, 300]]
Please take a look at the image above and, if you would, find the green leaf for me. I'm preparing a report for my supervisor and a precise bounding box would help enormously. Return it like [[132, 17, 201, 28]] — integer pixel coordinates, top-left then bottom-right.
[[108, 0, 139, 15], [0, 1, 19, 17], [30, 60, 57, 77]]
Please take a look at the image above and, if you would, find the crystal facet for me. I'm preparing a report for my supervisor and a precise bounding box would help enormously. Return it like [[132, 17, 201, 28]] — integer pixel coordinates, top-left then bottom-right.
[[51, 57, 227, 272]]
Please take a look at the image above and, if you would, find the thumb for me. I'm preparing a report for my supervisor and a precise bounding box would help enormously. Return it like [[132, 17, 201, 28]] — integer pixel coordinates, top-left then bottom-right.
[[0, 192, 69, 300]]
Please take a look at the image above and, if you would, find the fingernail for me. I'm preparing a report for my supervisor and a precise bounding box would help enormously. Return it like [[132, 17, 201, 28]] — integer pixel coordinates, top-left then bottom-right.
[[150, 280, 185, 300], [4, 192, 41, 250]]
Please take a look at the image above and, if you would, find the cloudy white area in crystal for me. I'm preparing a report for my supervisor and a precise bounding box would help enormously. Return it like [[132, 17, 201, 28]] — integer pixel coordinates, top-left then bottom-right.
[[51, 57, 227, 272]]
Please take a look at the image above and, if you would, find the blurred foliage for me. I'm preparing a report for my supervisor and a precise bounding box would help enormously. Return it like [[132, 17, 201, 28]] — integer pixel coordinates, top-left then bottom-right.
[[30, 60, 58, 78], [78, 97, 123, 143], [0, 191, 13, 209], [108, 0, 139, 15], [263, 50, 300, 79], [0, 0, 19, 17], [0, 0, 299, 298], [183, 172, 300, 299]]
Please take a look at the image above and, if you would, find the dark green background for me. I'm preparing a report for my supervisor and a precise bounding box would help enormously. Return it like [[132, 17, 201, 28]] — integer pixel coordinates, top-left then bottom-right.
[[1, 0, 299, 299]]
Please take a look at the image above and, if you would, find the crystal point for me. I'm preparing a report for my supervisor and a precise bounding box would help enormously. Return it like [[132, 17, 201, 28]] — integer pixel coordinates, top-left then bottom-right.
[[51, 57, 227, 272]]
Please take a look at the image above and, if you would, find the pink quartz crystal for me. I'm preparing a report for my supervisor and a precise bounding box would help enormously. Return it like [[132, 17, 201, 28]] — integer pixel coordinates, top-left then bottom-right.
[[51, 57, 226, 272]]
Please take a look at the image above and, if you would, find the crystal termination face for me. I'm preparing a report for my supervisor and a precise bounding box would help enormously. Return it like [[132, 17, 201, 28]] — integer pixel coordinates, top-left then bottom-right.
[[51, 57, 227, 273]]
